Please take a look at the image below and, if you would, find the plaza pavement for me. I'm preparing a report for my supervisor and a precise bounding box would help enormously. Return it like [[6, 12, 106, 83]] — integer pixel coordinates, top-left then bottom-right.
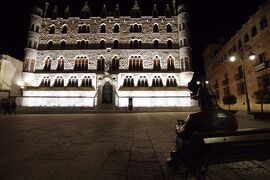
[[0, 111, 270, 180]]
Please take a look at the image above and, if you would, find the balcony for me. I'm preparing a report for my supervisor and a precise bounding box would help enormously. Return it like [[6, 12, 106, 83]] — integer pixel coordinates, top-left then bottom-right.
[[254, 61, 269, 72]]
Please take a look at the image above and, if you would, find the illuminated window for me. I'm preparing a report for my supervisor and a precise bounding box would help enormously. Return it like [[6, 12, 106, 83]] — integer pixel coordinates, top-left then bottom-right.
[[111, 57, 119, 71], [97, 57, 105, 71], [44, 57, 52, 71], [129, 56, 143, 71], [30, 60, 35, 72], [57, 57, 65, 71], [167, 56, 175, 71], [153, 56, 161, 71], [74, 56, 88, 71]]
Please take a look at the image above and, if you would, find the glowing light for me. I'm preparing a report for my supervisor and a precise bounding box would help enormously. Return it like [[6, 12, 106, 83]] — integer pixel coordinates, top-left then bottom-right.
[[249, 54, 256, 61], [229, 56, 236, 62], [196, 81, 200, 85]]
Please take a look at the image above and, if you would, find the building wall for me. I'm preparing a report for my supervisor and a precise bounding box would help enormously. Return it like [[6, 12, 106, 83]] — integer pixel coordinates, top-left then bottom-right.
[[204, 1, 270, 111], [0, 55, 23, 97]]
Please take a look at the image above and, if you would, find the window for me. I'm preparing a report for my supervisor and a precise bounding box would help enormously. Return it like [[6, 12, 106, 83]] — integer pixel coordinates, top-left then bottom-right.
[[259, 52, 266, 63], [100, 40, 106, 49], [134, 24, 139, 32], [131, 24, 142, 33], [123, 76, 134, 87], [113, 40, 119, 49], [67, 76, 78, 87], [30, 60, 35, 72], [53, 77, 64, 87], [49, 26, 55, 34], [100, 25, 106, 33], [97, 57, 105, 71], [251, 26, 257, 37], [257, 75, 270, 90], [260, 17, 268, 30], [182, 22, 186, 30], [152, 76, 163, 87], [57, 57, 65, 71], [167, 40, 173, 49], [153, 56, 161, 71], [36, 26, 40, 33], [74, 56, 88, 71], [166, 24, 172, 33], [185, 57, 190, 70], [153, 24, 159, 33], [48, 41, 53, 50], [237, 83, 245, 95], [244, 33, 249, 43], [129, 56, 143, 71], [40, 76, 50, 87], [44, 57, 52, 71], [60, 41, 66, 50], [62, 25, 67, 34], [23, 59, 29, 71], [137, 76, 148, 87], [153, 40, 159, 48], [167, 56, 175, 71], [166, 76, 177, 87], [81, 76, 92, 87], [111, 57, 119, 71], [113, 24, 120, 33]]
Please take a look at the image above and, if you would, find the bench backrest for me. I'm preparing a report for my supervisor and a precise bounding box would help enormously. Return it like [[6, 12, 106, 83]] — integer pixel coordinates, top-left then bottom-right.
[[187, 128, 270, 167]]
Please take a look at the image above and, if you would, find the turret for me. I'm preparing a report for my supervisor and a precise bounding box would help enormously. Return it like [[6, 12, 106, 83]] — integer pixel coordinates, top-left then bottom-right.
[[80, 2, 91, 19], [114, 4, 120, 18], [51, 6, 58, 20], [177, 0, 192, 71], [131, 1, 141, 18], [24, 1, 44, 72], [152, 4, 159, 18], [101, 5, 107, 18], [64, 5, 71, 19]]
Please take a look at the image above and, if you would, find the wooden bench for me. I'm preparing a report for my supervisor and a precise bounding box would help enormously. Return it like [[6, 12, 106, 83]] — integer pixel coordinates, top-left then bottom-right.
[[175, 128, 270, 180]]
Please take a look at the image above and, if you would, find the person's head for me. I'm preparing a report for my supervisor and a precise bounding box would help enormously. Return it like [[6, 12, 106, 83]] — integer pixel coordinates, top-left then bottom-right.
[[194, 87, 217, 110]]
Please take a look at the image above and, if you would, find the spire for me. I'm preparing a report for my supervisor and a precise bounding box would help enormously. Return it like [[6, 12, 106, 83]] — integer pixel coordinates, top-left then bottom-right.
[[172, 0, 176, 16], [131, 1, 141, 18], [52, 6, 58, 19], [64, 5, 71, 19], [43, 1, 49, 18], [164, 4, 172, 18], [101, 5, 107, 18], [80, 2, 91, 19], [177, 0, 188, 14], [114, 4, 120, 18], [152, 4, 159, 18]]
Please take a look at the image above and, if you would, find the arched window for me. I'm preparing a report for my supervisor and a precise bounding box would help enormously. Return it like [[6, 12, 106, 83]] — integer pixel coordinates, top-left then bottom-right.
[[68, 76, 78, 87], [57, 57, 65, 71], [81, 76, 92, 87], [97, 57, 105, 71], [167, 56, 175, 71], [36, 26, 40, 33], [82, 25, 87, 33], [60, 41, 66, 50], [167, 40, 173, 49], [152, 76, 163, 87], [251, 26, 257, 37], [166, 76, 177, 87], [113, 40, 119, 49], [100, 24, 106, 33], [53, 76, 64, 87], [40, 76, 50, 87], [153, 56, 161, 71], [74, 56, 88, 71], [44, 57, 52, 71], [49, 26, 55, 34], [100, 40, 106, 49], [48, 41, 53, 50], [153, 24, 159, 33], [30, 60, 35, 72], [130, 25, 133, 32], [78, 26, 82, 33], [81, 40, 86, 49], [260, 17, 268, 30], [129, 56, 143, 71], [62, 25, 67, 34], [111, 57, 119, 71], [185, 57, 190, 71], [154, 40, 159, 49], [23, 59, 29, 71], [123, 76, 134, 87], [137, 76, 148, 87], [166, 24, 172, 33], [113, 24, 120, 33], [134, 24, 139, 32], [134, 40, 139, 49]]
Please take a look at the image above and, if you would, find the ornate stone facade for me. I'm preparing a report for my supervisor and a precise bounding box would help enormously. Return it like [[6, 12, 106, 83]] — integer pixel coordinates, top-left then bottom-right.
[[21, 1, 194, 108]]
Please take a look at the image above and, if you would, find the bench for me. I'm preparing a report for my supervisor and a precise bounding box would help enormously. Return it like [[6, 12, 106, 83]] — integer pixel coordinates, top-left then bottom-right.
[[251, 112, 270, 120], [174, 128, 270, 180]]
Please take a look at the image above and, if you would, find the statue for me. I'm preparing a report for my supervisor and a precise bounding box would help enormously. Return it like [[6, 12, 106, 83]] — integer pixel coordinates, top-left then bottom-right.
[[167, 83, 238, 166]]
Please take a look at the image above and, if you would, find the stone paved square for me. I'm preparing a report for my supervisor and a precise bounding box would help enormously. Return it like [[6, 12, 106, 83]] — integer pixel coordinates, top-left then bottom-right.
[[0, 112, 270, 180]]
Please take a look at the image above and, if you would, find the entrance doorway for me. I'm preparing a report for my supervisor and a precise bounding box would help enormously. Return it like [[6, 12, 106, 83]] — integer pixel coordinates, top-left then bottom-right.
[[102, 82, 113, 104]]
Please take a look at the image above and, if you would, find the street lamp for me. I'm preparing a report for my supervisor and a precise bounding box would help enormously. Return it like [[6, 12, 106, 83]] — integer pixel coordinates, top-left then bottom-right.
[[228, 51, 256, 113]]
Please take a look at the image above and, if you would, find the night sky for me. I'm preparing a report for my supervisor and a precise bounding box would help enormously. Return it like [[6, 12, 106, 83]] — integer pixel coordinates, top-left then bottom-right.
[[0, 0, 267, 79]]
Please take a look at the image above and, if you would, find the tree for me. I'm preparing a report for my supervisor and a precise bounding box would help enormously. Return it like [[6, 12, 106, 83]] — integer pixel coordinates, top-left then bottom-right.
[[222, 94, 237, 110], [252, 90, 270, 112]]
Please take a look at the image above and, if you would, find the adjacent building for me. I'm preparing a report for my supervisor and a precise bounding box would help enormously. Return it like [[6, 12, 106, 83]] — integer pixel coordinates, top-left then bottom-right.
[[204, 0, 270, 111], [20, 0, 195, 109]]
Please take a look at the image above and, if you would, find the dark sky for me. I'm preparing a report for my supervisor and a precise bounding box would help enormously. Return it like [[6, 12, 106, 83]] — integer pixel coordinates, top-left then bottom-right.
[[0, 0, 267, 78]]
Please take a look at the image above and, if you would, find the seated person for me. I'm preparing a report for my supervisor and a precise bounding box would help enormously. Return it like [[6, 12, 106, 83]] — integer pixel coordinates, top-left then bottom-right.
[[168, 86, 238, 165]]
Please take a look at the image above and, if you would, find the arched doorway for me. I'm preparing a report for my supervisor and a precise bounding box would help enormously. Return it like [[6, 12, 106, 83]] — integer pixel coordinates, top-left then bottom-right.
[[102, 82, 113, 104]]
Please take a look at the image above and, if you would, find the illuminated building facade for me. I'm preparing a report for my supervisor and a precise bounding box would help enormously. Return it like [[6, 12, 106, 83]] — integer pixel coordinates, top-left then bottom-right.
[[21, 1, 194, 109], [204, 0, 270, 111]]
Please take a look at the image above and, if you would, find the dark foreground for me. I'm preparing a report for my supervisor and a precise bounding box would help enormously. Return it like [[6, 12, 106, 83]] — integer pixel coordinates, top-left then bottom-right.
[[0, 112, 270, 180]]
